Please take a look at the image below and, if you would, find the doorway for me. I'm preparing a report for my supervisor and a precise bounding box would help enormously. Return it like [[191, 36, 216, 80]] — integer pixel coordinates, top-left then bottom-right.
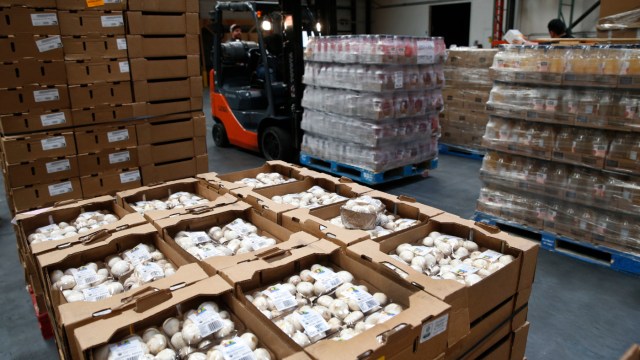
[[430, 2, 471, 48]]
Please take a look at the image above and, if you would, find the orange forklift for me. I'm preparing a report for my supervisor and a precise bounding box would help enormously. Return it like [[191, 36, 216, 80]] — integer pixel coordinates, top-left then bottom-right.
[[209, 1, 317, 161]]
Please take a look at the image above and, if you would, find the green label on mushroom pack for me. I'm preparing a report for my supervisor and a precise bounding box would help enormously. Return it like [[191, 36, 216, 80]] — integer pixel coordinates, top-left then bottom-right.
[[296, 309, 330, 338], [342, 287, 379, 313], [262, 284, 297, 311], [220, 337, 255, 360], [189, 308, 224, 338], [124, 245, 151, 266], [108, 338, 144, 360], [82, 284, 111, 302], [72, 266, 98, 286], [478, 250, 502, 263], [309, 267, 343, 292]]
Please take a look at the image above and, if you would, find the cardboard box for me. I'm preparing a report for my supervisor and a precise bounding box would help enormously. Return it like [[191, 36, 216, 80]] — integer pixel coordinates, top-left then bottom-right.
[[127, 0, 199, 12], [56, 0, 126, 11], [135, 111, 206, 145], [58, 10, 125, 36], [597, 28, 640, 39], [5, 155, 79, 188], [65, 58, 131, 85], [69, 81, 132, 108], [0, 34, 64, 61], [133, 76, 202, 102], [153, 202, 319, 273], [72, 103, 141, 126], [56, 262, 207, 360], [0, 7, 60, 35], [74, 123, 137, 154], [1, 131, 76, 164], [137, 137, 206, 165], [126, 12, 199, 35], [282, 190, 443, 247], [0, 109, 73, 135], [69, 275, 308, 360], [600, 0, 640, 18], [81, 168, 142, 197], [77, 147, 139, 175], [140, 155, 209, 185], [197, 160, 310, 192], [221, 239, 453, 360], [0, 0, 56, 7], [129, 55, 200, 81], [11, 177, 83, 213], [129, 97, 203, 117], [62, 35, 128, 60], [0, 84, 70, 113], [126, 34, 199, 58]]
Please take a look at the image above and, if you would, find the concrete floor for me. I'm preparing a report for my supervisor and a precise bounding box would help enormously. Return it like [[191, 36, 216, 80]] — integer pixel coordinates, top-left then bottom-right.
[[1, 99, 638, 359]]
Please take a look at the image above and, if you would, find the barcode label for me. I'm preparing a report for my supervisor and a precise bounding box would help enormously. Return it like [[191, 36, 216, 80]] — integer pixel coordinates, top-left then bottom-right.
[[200, 246, 225, 259], [31, 13, 58, 26], [296, 309, 330, 338], [101, 15, 124, 28], [394, 71, 403, 89], [41, 136, 66, 151], [82, 284, 111, 302], [450, 263, 479, 276], [262, 284, 297, 311], [220, 337, 256, 360], [413, 246, 433, 256], [107, 129, 129, 143], [38, 224, 58, 233], [342, 287, 379, 313], [36, 36, 62, 52], [108, 338, 145, 360], [189, 231, 212, 245], [40, 112, 66, 127], [478, 249, 502, 263], [249, 235, 272, 251], [135, 262, 165, 282], [417, 40, 435, 64], [309, 266, 343, 292], [72, 266, 98, 286], [420, 314, 449, 343], [109, 151, 130, 164], [46, 159, 71, 174], [226, 219, 254, 236], [120, 170, 141, 184], [48, 181, 73, 196], [116, 38, 127, 50], [118, 61, 129, 73], [188, 308, 224, 337], [124, 245, 151, 266], [33, 89, 60, 102]]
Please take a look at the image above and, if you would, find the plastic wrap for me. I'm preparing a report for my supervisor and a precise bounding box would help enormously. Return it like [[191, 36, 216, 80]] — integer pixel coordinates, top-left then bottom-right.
[[597, 8, 640, 31], [482, 116, 556, 159], [26, 210, 119, 247], [607, 133, 640, 174]]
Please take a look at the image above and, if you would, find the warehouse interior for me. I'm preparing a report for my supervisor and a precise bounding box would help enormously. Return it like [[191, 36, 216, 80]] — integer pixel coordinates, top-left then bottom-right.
[[1, 0, 639, 359]]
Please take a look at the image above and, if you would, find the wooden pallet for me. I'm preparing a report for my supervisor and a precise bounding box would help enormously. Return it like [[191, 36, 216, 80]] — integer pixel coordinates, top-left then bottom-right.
[[438, 143, 485, 160]]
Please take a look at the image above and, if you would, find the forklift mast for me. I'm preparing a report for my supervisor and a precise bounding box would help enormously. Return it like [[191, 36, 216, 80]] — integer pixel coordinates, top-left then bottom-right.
[[281, 0, 305, 150]]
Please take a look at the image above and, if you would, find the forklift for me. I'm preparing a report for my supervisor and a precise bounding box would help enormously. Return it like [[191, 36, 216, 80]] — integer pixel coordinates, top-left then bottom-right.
[[209, 1, 317, 161]]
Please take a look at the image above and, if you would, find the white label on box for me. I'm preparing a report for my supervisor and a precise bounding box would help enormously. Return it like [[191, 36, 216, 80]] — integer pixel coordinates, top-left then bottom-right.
[[413, 246, 433, 257], [124, 245, 151, 266], [420, 314, 448, 343], [36, 36, 62, 53], [262, 284, 297, 311], [220, 337, 255, 360], [33, 88, 60, 103], [226, 219, 254, 236], [135, 262, 164, 282], [31, 13, 58, 26], [478, 249, 502, 263], [630, 151, 638, 161], [309, 266, 343, 292], [118, 61, 129, 73], [450, 263, 479, 276], [189, 231, 211, 245], [342, 287, 379, 313], [394, 71, 403, 89], [45, 159, 71, 174], [416, 40, 435, 64], [49, 181, 73, 196], [108, 338, 145, 360], [104, 0, 122, 3], [41, 136, 66, 151], [82, 284, 111, 302], [101, 15, 124, 28], [107, 129, 129, 143], [296, 309, 330, 338], [116, 38, 127, 50], [247, 235, 272, 251], [120, 170, 141, 184], [188, 307, 224, 337], [72, 266, 98, 286], [108, 150, 130, 164], [40, 112, 66, 127]]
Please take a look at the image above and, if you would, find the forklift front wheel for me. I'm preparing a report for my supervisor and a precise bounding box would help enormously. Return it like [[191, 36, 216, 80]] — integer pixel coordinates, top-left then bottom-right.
[[260, 126, 293, 161], [212, 122, 230, 147]]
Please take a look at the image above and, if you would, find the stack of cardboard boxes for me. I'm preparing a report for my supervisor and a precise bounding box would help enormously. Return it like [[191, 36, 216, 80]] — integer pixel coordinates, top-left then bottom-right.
[[440, 48, 497, 152], [0, 0, 207, 215], [14, 161, 539, 359]]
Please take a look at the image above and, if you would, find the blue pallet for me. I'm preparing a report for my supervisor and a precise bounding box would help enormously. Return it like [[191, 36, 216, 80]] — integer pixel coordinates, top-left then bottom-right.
[[438, 143, 485, 160], [300, 153, 438, 185], [473, 211, 640, 276]]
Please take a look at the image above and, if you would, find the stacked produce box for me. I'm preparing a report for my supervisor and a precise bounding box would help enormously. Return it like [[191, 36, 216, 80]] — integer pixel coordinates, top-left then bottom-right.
[[441, 47, 497, 152], [15, 161, 538, 359], [301, 35, 444, 173], [479, 44, 640, 255], [0, 0, 207, 215]]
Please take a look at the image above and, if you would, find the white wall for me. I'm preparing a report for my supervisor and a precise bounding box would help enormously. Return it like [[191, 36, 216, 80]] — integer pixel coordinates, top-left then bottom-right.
[[519, 0, 599, 38]]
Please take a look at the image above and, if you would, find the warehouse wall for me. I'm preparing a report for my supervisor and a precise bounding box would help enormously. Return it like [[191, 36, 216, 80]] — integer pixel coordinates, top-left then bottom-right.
[[518, 0, 599, 38]]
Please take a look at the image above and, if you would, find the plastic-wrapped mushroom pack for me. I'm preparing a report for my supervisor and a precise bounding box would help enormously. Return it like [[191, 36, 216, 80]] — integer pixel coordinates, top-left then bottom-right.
[[50, 243, 177, 303], [389, 231, 515, 286], [27, 210, 119, 246], [271, 186, 348, 209], [130, 192, 209, 214], [246, 264, 404, 346], [330, 196, 419, 237], [233, 172, 297, 189], [174, 219, 278, 261], [93, 301, 273, 360]]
